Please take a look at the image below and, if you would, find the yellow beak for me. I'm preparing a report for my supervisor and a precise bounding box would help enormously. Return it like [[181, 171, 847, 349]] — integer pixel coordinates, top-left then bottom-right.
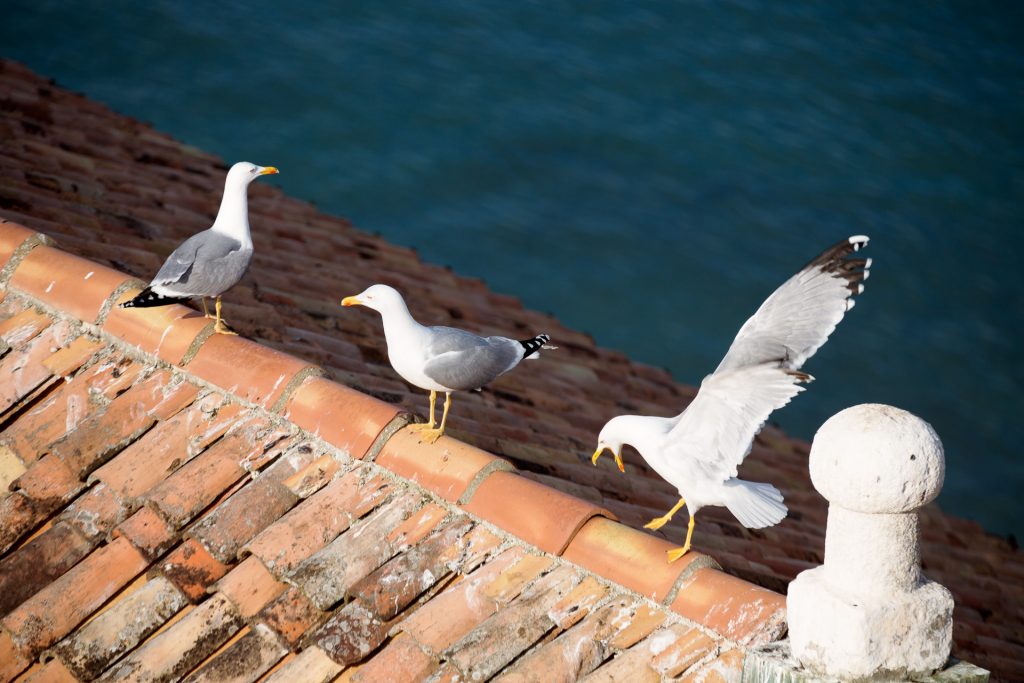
[[341, 296, 361, 307], [260, 166, 280, 175], [591, 446, 625, 473]]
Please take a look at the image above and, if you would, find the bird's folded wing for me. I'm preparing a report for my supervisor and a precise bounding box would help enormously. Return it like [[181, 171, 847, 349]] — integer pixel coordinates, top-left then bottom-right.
[[422, 330, 519, 390], [662, 364, 810, 483], [152, 231, 242, 288], [715, 236, 870, 374]]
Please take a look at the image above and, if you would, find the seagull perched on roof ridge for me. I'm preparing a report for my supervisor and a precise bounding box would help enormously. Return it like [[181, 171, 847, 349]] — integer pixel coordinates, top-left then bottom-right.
[[593, 235, 872, 562], [342, 284, 554, 443], [120, 161, 279, 334]]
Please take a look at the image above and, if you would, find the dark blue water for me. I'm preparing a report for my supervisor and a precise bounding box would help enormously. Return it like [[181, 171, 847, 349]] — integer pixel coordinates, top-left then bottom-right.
[[4, 1, 1022, 538]]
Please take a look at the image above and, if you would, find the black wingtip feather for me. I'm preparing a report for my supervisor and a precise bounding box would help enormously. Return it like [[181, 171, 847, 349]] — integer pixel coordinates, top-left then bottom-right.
[[119, 287, 190, 309], [519, 333, 550, 358]]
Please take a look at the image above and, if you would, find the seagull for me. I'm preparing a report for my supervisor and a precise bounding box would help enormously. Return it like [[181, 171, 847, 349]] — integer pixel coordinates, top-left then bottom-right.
[[120, 161, 279, 334], [593, 236, 871, 562], [342, 284, 553, 443]]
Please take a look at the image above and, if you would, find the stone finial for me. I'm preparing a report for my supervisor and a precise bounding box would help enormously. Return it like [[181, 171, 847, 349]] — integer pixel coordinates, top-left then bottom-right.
[[788, 404, 954, 680]]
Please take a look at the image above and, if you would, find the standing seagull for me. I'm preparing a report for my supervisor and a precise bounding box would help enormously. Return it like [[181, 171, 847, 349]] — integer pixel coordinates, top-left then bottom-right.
[[120, 161, 279, 334], [593, 236, 871, 561], [342, 284, 552, 443]]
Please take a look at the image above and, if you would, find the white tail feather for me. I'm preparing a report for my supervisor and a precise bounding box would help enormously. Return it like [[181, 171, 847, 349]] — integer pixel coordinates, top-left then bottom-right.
[[723, 479, 787, 529]]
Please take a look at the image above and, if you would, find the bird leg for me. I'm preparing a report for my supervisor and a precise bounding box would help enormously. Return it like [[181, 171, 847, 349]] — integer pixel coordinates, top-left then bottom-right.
[[408, 391, 438, 432], [213, 296, 237, 335], [418, 392, 451, 444], [666, 515, 696, 563], [644, 498, 686, 531], [201, 298, 214, 319]]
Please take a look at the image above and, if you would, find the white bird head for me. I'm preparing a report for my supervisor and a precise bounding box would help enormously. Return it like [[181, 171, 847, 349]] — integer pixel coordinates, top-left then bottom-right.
[[227, 161, 280, 185], [341, 284, 406, 314], [592, 416, 633, 473]]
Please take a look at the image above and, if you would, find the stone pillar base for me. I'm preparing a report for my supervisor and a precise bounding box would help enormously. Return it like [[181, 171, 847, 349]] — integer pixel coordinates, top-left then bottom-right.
[[787, 567, 954, 679], [742, 641, 990, 683]]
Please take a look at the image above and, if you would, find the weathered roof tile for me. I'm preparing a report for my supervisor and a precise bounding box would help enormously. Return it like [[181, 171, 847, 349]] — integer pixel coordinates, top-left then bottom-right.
[[1, 536, 147, 656], [243, 468, 392, 576], [289, 494, 423, 611], [97, 593, 242, 683], [214, 557, 287, 620], [257, 586, 325, 649], [159, 538, 232, 603], [181, 623, 287, 683], [48, 576, 187, 680]]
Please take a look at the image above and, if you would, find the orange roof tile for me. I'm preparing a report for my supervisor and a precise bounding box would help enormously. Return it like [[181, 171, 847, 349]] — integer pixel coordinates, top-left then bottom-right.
[[0, 58, 1016, 680]]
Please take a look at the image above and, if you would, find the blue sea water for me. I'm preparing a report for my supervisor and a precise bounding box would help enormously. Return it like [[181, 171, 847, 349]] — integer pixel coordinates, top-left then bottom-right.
[[3, 1, 1022, 538]]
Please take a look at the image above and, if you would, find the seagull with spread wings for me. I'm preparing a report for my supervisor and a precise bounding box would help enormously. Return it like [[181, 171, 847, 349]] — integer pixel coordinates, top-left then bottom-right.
[[593, 236, 871, 561], [120, 161, 279, 334]]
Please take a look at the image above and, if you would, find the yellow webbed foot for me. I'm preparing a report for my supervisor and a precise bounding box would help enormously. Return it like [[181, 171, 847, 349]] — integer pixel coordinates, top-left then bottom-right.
[[407, 422, 436, 432], [666, 545, 691, 563], [644, 515, 671, 531], [213, 322, 238, 335], [417, 428, 445, 444]]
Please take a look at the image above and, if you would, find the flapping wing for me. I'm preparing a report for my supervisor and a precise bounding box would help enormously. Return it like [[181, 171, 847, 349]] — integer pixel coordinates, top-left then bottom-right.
[[151, 231, 242, 288], [715, 235, 871, 374], [663, 365, 811, 483]]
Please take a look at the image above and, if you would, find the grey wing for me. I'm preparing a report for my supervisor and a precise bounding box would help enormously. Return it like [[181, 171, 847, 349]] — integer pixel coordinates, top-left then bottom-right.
[[152, 230, 250, 296], [663, 365, 811, 483], [715, 235, 871, 374], [422, 329, 521, 391]]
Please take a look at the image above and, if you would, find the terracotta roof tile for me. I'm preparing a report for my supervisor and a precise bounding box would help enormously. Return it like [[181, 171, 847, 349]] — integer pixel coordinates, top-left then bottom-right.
[[257, 587, 325, 649], [283, 376, 403, 459], [669, 567, 786, 647], [101, 291, 213, 366], [181, 623, 287, 683], [1, 536, 147, 656], [0, 522, 91, 620], [375, 427, 514, 503], [463, 470, 614, 555], [9, 246, 129, 324], [214, 557, 287, 620], [97, 593, 242, 682], [183, 334, 318, 412], [563, 517, 715, 603], [261, 645, 341, 683], [159, 538, 232, 603], [186, 440, 313, 564], [145, 417, 267, 529], [48, 576, 187, 680], [288, 494, 423, 611], [113, 505, 178, 563], [348, 633, 434, 683], [448, 565, 580, 680], [0, 219, 39, 272], [40, 334, 102, 377], [242, 468, 392, 576], [16, 659, 80, 683]]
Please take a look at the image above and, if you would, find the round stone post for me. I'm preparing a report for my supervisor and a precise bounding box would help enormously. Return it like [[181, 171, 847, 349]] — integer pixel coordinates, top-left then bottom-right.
[[787, 404, 954, 679]]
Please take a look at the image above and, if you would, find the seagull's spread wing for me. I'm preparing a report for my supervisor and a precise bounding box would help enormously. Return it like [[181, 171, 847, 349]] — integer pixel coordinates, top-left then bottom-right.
[[715, 235, 871, 373], [663, 235, 871, 483], [662, 365, 810, 483], [152, 231, 243, 289], [422, 328, 520, 391]]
